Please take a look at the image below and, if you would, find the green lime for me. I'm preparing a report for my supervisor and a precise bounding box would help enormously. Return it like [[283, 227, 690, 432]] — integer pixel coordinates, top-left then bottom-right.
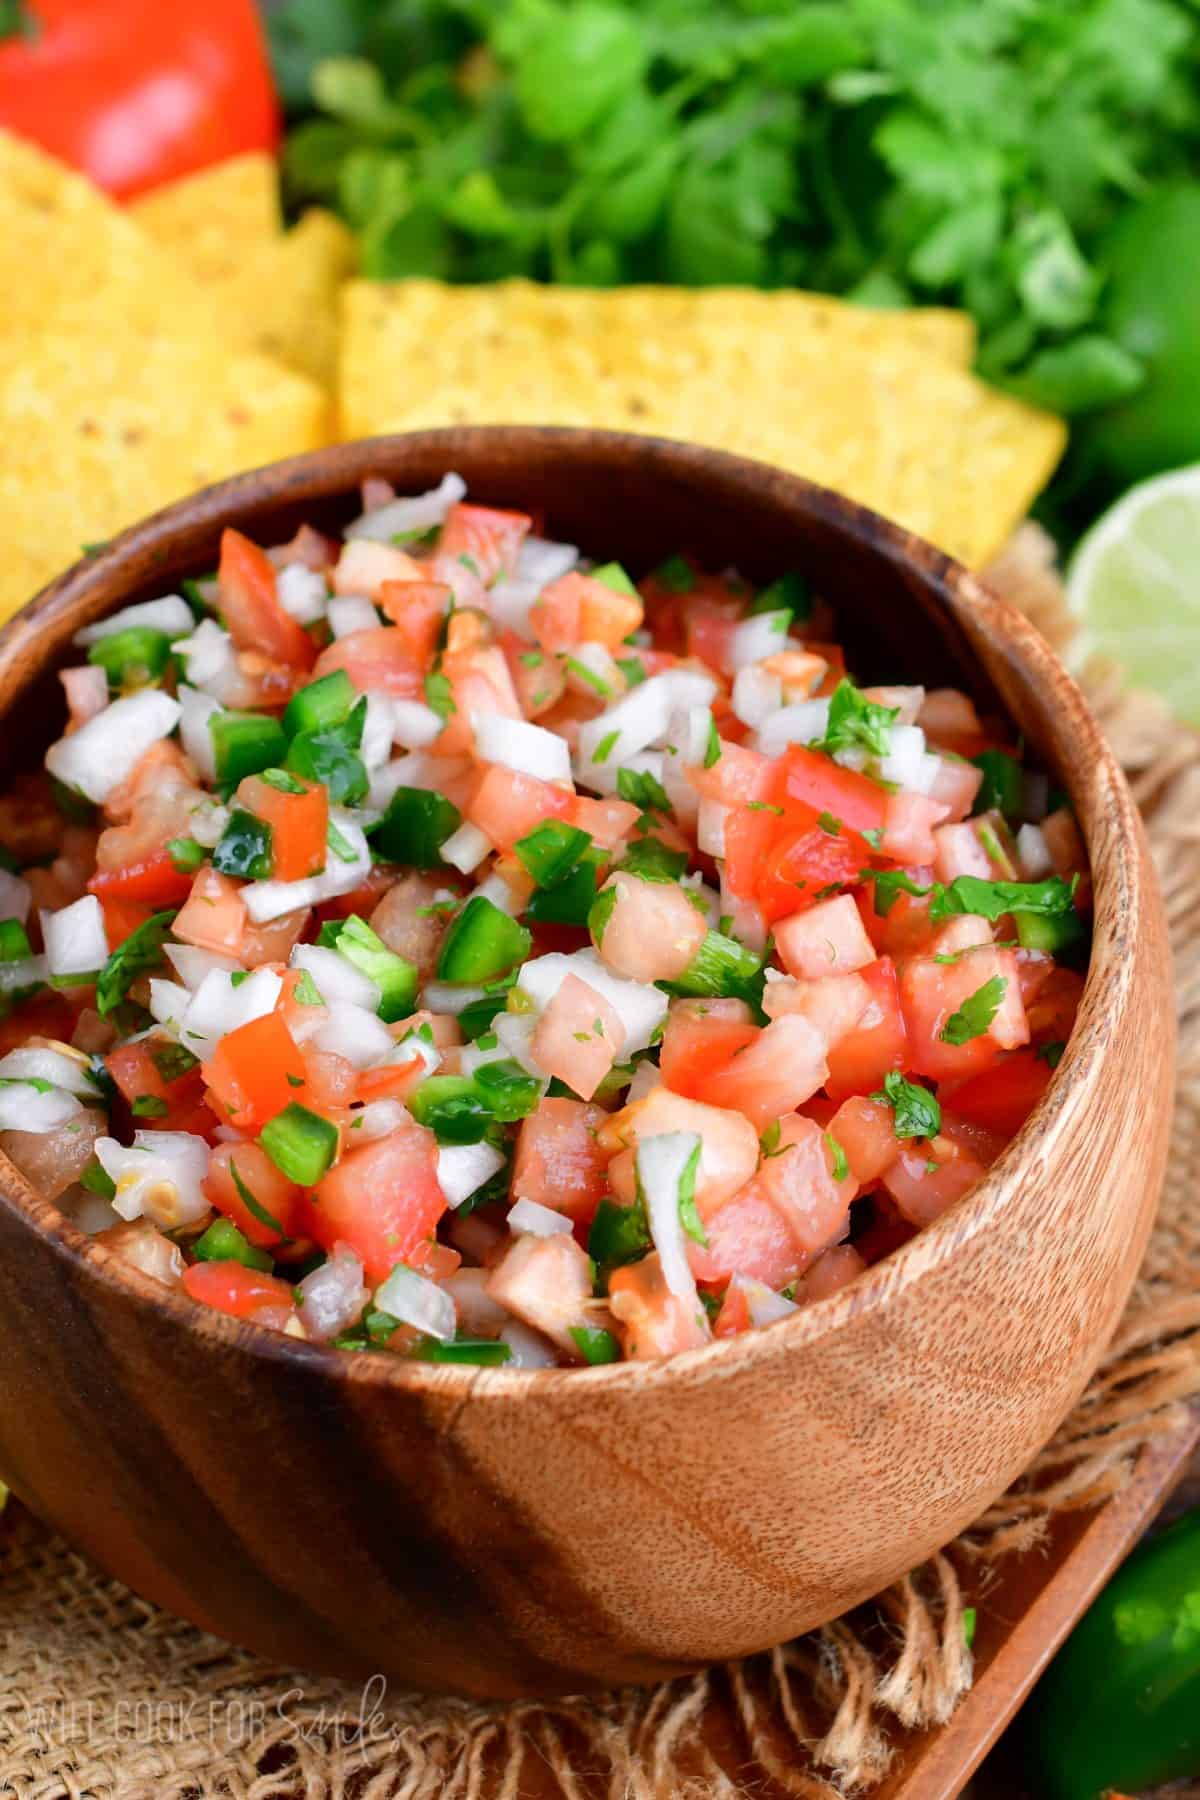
[[1066, 464, 1200, 725]]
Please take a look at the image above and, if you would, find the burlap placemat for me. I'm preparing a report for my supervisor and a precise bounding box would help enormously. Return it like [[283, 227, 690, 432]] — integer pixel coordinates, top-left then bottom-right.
[[2, 525, 1199, 1800]]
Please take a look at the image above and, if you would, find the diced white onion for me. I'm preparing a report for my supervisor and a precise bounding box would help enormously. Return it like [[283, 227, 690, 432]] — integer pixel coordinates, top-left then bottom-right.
[[438, 1140, 506, 1209], [516, 948, 667, 1055], [148, 977, 192, 1031], [732, 1272, 800, 1328], [756, 697, 831, 759], [879, 724, 932, 793], [75, 595, 194, 645], [576, 678, 669, 769], [679, 870, 720, 927], [697, 799, 728, 858], [732, 665, 784, 729], [276, 562, 329, 625], [291, 943, 381, 1013], [441, 821, 492, 874], [1017, 822, 1053, 878], [242, 814, 371, 923], [0, 1046, 96, 1097], [174, 619, 238, 692], [718, 869, 768, 953], [375, 1262, 456, 1342], [567, 641, 623, 697], [41, 895, 108, 978], [637, 1132, 703, 1304], [353, 1098, 410, 1141], [344, 472, 466, 542], [518, 535, 579, 585], [499, 1320, 559, 1368], [0, 869, 31, 925], [96, 1130, 210, 1229], [0, 1082, 83, 1132], [388, 1029, 441, 1078], [491, 1012, 544, 1076], [0, 955, 46, 994], [164, 944, 240, 989], [310, 1002, 394, 1068], [328, 595, 380, 638], [178, 967, 281, 1059], [390, 700, 444, 751], [297, 1246, 366, 1342], [472, 871, 519, 915], [188, 798, 229, 848], [444, 1268, 510, 1336], [421, 980, 488, 1015], [45, 689, 181, 805], [178, 686, 220, 783], [473, 713, 572, 785], [357, 693, 395, 771], [507, 1197, 574, 1237], [729, 611, 791, 670]]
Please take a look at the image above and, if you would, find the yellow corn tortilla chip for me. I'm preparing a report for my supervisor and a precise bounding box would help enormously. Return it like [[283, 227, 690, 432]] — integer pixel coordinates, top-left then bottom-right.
[[0, 132, 329, 619], [341, 279, 1060, 568], [130, 152, 282, 285]]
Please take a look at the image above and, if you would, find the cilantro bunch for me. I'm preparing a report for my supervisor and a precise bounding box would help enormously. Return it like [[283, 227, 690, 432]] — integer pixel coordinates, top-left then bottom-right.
[[271, 0, 1200, 415]]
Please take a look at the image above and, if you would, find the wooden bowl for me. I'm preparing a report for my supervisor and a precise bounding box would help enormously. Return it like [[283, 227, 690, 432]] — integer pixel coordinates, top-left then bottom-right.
[[0, 430, 1173, 1699]]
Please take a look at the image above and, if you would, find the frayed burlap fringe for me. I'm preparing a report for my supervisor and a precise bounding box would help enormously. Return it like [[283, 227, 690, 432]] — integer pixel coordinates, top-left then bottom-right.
[[3, 529, 1199, 1800]]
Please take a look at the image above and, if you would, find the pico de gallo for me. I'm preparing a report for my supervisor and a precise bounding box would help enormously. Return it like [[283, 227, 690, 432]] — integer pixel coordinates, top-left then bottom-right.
[[0, 474, 1090, 1366]]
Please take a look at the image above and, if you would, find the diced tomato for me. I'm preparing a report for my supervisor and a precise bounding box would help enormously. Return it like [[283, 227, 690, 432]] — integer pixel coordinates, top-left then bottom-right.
[[608, 1252, 710, 1359], [378, 579, 452, 665], [685, 604, 740, 675], [439, 502, 531, 586], [239, 907, 310, 969], [202, 1010, 306, 1133], [882, 1136, 987, 1227], [314, 627, 423, 699], [828, 1094, 900, 1185], [307, 1117, 447, 1284], [792, 1244, 867, 1303], [752, 807, 866, 923], [530, 973, 624, 1100], [173, 867, 248, 956], [660, 998, 759, 1099], [88, 847, 194, 906], [688, 738, 773, 809], [855, 879, 935, 959], [917, 689, 983, 751], [182, 1260, 298, 1324], [333, 539, 423, 598], [713, 1278, 752, 1337], [774, 893, 875, 979], [107, 1037, 214, 1135], [761, 971, 871, 1046], [568, 793, 640, 850], [98, 894, 155, 949], [315, 862, 400, 923], [532, 571, 643, 653], [512, 1098, 609, 1226], [599, 1086, 759, 1214], [723, 801, 785, 901], [946, 1048, 1053, 1137], [692, 1015, 828, 1132], [203, 1141, 308, 1249], [467, 765, 574, 849], [824, 956, 908, 1102], [0, 990, 77, 1056], [899, 945, 1028, 1084], [501, 631, 567, 718], [593, 872, 708, 984], [239, 773, 328, 884], [354, 1057, 427, 1106], [690, 1188, 800, 1289], [298, 1048, 358, 1120], [218, 528, 316, 671], [881, 792, 951, 865], [776, 747, 889, 838], [485, 1231, 595, 1354]]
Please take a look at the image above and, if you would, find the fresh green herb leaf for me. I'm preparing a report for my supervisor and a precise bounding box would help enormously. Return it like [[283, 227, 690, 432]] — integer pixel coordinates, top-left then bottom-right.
[[871, 1071, 942, 1141], [166, 836, 205, 874], [817, 811, 842, 837], [617, 766, 672, 816], [95, 909, 176, 1019], [812, 678, 898, 760], [569, 1325, 621, 1364], [940, 976, 1008, 1046], [825, 1132, 849, 1182], [928, 875, 1077, 924], [703, 716, 722, 769], [230, 1157, 292, 1241], [424, 670, 456, 721], [617, 837, 688, 883]]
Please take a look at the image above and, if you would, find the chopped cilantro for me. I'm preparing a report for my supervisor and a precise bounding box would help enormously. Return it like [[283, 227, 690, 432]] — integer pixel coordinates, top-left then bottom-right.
[[940, 975, 1008, 1045], [871, 1071, 942, 1141]]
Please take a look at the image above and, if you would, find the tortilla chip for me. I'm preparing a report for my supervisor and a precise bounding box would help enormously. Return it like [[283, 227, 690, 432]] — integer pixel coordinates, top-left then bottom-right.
[[340, 279, 1060, 568], [130, 152, 282, 285], [0, 132, 328, 619]]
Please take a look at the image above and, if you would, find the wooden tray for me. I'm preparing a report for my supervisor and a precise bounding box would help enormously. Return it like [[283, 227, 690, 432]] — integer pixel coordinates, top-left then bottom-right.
[[513, 1414, 1200, 1799]]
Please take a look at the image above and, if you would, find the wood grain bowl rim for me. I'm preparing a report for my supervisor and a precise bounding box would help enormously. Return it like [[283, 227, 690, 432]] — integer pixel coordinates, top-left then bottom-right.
[[0, 428, 1147, 1396]]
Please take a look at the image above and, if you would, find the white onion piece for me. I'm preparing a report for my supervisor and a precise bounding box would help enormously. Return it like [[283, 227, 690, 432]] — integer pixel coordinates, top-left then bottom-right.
[[328, 595, 379, 638], [276, 562, 328, 624], [368, 751, 433, 811], [0, 869, 31, 926], [242, 814, 371, 924], [375, 1263, 456, 1342], [178, 967, 281, 1059], [297, 1246, 367, 1342], [438, 1140, 506, 1209], [291, 943, 381, 1013], [518, 535, 578, 585], [164, 944, 241, 989], [97, 1130, 210, 1229], [472, 871, 519, 916], [41, 895, 108, 978], [575, 676, 671, 768], [732, 665, 783, 729], [188, 799, 229, 848], [638, 1132, 702, 1304], [177, 686, 220, 783], [310, 1003, 393, 1068], [679, 870, 720, 926], [441, 821, 492, 874], [756, 697, 831, 759], [390, 700, 444, 750], [499, 1320, 559, 1368], [0, 1046, 96, 1097], [353, 1098, 410, 1141], [491, 1012, 544, 1077], [732, 1273, 800, 1328], [697, 799, 728, 858], [357, 693, 396, 771], [729, 611, 791, 670], [388, 1029, 441, 1078], [473, 713, 572, 784], [0, 955, 46, 994], [507, 1197, 573, 1238], [148, 978, 192, 1033], [516, 948, 667, 1054], [879, 724, 932, 793], [61, 1187, 122, 1234], [174, 618, 237, 688], [0, 1084, 83, 1132], [421, 980, 488, 1015], [1017, 822, 1053, 878], [344, 471, 466, 542], [486, 576, 541, 637], [75, 594, 194, 645], [45, 689, 181, 805], [718, 869, 768, 953]]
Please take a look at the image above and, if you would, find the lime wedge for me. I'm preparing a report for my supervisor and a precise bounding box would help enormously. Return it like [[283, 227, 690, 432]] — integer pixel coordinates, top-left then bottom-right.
[[1066, 465, 1200, 724]]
